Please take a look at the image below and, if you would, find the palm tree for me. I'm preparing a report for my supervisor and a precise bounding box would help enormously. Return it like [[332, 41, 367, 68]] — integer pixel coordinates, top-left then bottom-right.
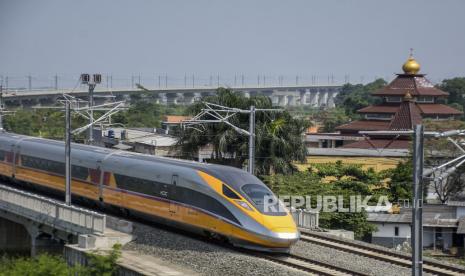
[[177, 88, 310, 175]]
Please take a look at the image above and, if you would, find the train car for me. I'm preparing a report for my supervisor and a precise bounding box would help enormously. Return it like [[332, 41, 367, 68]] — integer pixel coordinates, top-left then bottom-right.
[[0, 131, 299, 252]]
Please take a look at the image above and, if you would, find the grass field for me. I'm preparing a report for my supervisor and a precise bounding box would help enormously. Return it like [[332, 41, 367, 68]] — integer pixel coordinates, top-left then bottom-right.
[[296, 156, 404, 172]]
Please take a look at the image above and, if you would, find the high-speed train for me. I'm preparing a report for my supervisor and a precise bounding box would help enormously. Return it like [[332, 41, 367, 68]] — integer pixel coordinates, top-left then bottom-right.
[[0, 131, 299, 251]]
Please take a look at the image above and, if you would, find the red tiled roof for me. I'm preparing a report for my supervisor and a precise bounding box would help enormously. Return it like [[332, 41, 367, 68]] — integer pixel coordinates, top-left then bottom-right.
[[163, 115, 192, 123], [342, 139, 410, 149], [336, 120, 391, 131], [417, 104, 463, 115], [389, 101, 422, 130], [372, 75, 448, 97], [358, 103, 462, 116], [358, 105, 399, 114]]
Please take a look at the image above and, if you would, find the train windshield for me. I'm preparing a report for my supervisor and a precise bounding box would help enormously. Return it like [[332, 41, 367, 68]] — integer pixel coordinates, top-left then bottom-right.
[[241, 184, 286, 216]]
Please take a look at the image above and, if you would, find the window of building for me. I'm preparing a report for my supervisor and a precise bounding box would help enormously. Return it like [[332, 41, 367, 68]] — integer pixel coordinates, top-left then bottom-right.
[[417, 96, 434, 103], [335, 140, 344, 147], [394, 226, 399, 236], [365, 113, 393, 120], [385, 97, 401, 103], [423, 114, 454, 120]]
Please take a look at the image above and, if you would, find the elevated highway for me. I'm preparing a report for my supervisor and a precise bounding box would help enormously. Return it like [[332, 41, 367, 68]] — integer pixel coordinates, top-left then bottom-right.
[[2, 84, 341, 108]]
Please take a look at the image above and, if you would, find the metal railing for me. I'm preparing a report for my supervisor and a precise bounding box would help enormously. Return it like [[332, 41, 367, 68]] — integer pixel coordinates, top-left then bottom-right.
[[0, 184, 105, 235], [292, 209, 319, 229]]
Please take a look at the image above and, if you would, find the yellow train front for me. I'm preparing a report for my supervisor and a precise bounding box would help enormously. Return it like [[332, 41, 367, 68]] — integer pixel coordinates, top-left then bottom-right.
[[0, 132, 299, 252]]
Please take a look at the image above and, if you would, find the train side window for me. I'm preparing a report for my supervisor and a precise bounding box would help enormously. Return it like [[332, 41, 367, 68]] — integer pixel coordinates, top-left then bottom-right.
[[222, 184, 241, 200], [114, 174, 160, 196], [0, 150, 5, 162], [21, 155, 66, 176], [178, 186, 240, 225], [72, 165, 89, 180]]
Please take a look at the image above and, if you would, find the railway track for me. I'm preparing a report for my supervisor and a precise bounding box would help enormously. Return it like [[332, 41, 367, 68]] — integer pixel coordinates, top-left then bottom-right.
[[251, 252, 369, 276], [299, 230, 465, 276]]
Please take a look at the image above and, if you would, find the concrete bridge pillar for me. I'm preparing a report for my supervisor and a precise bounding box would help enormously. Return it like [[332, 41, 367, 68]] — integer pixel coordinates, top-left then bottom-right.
[[302, 89, 311, 105], [288, 95, 296, 106], [318, 90, 328, 106], [193, 92, 201, 103], [158, 93, 167, 104], [327, 91, 337, 108], [277, 95, 288, 106], [311, 92, 319, 107], [26, 225, 40, 257], [271, 95, 279, 105]]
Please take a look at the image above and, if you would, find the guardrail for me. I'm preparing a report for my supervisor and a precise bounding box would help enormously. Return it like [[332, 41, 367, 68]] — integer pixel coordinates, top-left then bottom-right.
[[0, 184, 105, 235], [292, 209, 319, 229]]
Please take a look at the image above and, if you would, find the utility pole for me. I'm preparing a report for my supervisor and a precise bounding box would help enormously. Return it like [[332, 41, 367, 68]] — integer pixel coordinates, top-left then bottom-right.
[[412, 124, 424, 276]]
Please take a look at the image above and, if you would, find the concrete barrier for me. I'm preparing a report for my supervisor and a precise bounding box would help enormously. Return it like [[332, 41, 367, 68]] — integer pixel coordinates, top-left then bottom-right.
[[0, 184, 106, 235], [292, 209, 319, 229]]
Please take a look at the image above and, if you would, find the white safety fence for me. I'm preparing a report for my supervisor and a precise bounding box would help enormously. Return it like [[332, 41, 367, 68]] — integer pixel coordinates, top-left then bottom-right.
[[292, 209, 319, 229], [0, 184, 105, 235]]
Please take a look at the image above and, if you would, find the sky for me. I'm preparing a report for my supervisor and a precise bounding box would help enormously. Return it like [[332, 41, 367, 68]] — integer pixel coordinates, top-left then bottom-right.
[[1, 0, 465, 86]]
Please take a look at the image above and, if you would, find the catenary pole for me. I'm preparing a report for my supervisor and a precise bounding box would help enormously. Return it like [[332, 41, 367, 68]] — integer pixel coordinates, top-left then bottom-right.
[[65, 101, 71, 205], [248, 105, 255, 174], [0, 86, 3, 130], [412, 124, 424, 276], [88, 83, 95, 144]]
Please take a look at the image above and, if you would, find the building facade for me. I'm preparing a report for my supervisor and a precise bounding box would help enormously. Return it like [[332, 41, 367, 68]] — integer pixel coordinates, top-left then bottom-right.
[[307, 54, 462, 152]]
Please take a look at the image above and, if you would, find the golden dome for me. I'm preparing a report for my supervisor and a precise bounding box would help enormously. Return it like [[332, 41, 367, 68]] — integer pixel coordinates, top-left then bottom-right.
[[402, 51, 420, 74]]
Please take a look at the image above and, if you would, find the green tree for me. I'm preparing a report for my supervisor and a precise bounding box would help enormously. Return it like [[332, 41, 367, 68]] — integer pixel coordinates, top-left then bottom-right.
[[334, 79, 386, 116], [0, 244, 122, 276], [0, 254, 85, 276], [315, 108, 352, 132], [384, 159, 413, 203], [177, 88, 310, 175], [264, 162, 382, 239], [85, 244, 122, 276], [439, 77, 465, 112]]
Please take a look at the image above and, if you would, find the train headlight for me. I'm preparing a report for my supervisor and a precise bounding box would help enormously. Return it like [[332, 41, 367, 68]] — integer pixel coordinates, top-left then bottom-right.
[[236, 200, 254, 211]]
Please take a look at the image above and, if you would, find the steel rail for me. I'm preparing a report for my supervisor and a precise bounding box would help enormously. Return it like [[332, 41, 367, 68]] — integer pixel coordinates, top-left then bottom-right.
[[249, 251, 369, 276], [299, 231, 465, 276]]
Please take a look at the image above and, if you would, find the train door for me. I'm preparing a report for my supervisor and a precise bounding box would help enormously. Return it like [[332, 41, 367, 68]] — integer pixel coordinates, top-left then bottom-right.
[[169, 175, 178, 214]]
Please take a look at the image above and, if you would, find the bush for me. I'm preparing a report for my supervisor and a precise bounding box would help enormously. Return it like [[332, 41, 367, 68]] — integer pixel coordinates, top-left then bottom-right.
[[0, 243, 122, 276]]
